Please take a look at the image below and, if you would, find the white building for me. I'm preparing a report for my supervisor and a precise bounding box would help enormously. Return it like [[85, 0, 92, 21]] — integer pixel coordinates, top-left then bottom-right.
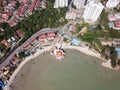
[[54, 0, 68, 8], [65, 11, 77, 19], [106, 0, 120, 8], [83, 0, 104, 23], [73, 0, 87, 9]]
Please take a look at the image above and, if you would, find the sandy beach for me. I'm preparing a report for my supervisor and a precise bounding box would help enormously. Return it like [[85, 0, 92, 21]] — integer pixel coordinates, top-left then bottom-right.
[[4, 44, 119, 90]]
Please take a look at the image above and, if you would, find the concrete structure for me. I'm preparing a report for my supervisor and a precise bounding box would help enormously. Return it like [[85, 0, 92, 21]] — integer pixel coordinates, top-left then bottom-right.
[[73, 0, 87, 9], [54, 0, 68, 8], [83, 0, 104, 23], [106, 0, 120, 8]]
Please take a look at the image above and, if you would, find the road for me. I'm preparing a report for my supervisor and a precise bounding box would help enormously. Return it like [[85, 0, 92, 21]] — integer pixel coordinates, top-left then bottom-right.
[[0, 27, 61, 69]]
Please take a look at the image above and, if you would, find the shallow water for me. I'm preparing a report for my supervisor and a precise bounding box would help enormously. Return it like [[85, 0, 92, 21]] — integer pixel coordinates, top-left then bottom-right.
[[10, 50, 120, 90]]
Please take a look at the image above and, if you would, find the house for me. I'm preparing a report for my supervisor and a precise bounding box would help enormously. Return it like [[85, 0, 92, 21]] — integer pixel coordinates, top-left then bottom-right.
[[47, 32, 55, 36], [112, 39, 120, 46], [108, 13, 120, 21], [7, 19, 17, 27], [113, 20, 120, 30], [68, 24, 77, 32], [39, 33, 47, 43], [108, 13, 120, 30], [101, 39, 112, 46], [34, 0, 41, 10], [27, 0, 37, 15], [16, 30, 24, 38], [42, 2, 46, 9], [108, 13, 116, 21], [23, 43, 31, 50], [47, 32, 55, 40], [31, 37, 37, 45], [1, 39, 10, 48], [12, 54, 19, 61]]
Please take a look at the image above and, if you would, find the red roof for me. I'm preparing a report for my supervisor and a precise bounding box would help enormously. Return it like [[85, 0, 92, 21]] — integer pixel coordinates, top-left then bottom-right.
[[8, 19, 17, 27], [39, 33, 47, 38], [34, 0, 41, 10], [31, 37, 37, 44], [12, 54, 19, 61], [72, 25, 77, 31], [40, 39, 44, 42], [114, 21, 120, 29], [16, 30, 24, 38], [23, 43, 31, 49], [28, 0, 37, 14], [47, 36, 54, 39], [1, 39, 10, 47], [19, 6, 25, 16]]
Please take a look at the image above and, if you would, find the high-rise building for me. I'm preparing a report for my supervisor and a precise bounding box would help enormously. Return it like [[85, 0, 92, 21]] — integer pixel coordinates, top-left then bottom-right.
[[73, 0, 87, 9], [83, 0, 104, 23], [106, 0, 120, 8], [54, 0, 68, 8]]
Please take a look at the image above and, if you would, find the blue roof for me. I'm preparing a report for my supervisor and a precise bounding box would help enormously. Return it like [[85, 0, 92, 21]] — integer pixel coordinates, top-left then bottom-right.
[[72, 38, 80, 45], [0, 81, 5, 87], [108, 23, 113, 28], [115, 48, 120, 56]]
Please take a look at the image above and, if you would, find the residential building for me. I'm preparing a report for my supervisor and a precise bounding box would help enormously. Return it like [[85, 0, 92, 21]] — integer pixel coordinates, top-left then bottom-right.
[[83, 0, 104, 23], [16, 30, 24, 38], [65, 11, 77, 19], [73, 0, 87, 9], [112, 39, 120, 46], [106, 0, 120, 8], [113, 20, 120, 30], [1, 39, 10, 48], [54, 0, 68, 8], [108, 13, 120, 30]]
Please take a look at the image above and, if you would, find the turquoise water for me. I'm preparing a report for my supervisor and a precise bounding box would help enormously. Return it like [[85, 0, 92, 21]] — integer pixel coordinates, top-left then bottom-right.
[[11, 50, 120, 90]]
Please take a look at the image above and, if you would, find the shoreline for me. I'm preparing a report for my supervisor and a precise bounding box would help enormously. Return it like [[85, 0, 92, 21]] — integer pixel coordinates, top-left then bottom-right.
[[4, 45, 119, 90]]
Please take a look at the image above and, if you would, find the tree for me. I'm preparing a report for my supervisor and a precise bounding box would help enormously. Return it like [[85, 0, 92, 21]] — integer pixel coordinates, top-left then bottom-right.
[[109, 46, 117, 68]]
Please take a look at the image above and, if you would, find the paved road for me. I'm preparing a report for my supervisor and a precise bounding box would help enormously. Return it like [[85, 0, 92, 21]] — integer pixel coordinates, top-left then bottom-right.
[[0, 27, 61, 69]]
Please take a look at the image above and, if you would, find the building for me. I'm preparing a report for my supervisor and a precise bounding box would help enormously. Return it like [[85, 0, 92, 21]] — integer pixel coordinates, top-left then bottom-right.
[[112, 39, 120, 46], [1, 39, 10, 48], [108, 13, 120, 30], [83, 0, 104, 23], [101, 39, 112, 46], [73, 0, 87, 9], [108, 13, 120, 21], [106, 0, 120, 8], [65, 11, 77, 20], [16, 30, 24, 38], [54, 0, 68, 8], [113, 20, 120, 30]]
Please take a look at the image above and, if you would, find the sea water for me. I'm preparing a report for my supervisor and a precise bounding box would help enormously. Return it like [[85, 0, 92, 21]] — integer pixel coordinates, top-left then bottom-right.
[[10, 50, 120, 90]]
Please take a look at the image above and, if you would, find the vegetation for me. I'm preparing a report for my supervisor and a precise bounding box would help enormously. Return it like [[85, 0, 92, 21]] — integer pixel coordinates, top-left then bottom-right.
[[71, 2, 76, 9], [0, 1, 68, 47], [100, 10, 109, 30], [109, 46, 117, 68]]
